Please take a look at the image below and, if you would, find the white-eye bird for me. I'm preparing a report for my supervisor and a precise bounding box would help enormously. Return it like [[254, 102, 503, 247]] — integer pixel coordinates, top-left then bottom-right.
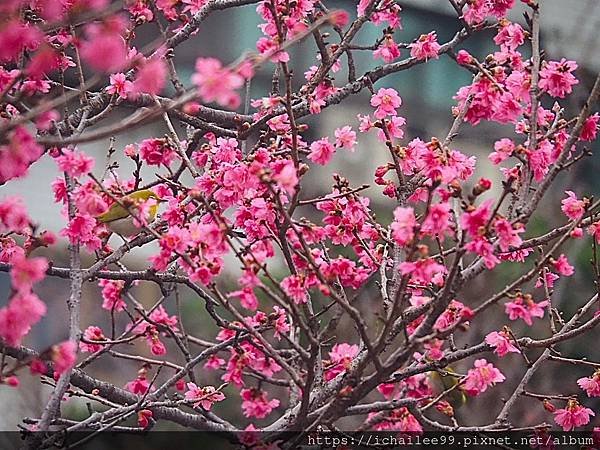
[[96, 190, 162, 237], [428, 366, 467, 410]]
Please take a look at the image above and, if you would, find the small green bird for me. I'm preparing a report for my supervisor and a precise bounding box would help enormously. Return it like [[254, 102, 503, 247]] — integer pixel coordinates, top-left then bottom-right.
[[96, 190, 162, 237], [429, 366, 467, 411]]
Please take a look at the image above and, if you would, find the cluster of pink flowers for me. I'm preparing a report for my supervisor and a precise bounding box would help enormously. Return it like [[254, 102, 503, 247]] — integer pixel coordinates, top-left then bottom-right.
[[0, 127, 44, 183], [192, 58, 245, 109], [325, 343, 360, 381], [554, 399, 595, 431], [409, 32, 441, 61], [463, 0, 516, 25], [539, 59, 579, 98], [0, 223, 48, 346], [485, 330, 520, 357], [578, 371, 600, 398], [505, 293, 548, 326], [463, 359, 506, 396], [184, 383, 226, 410], [241, 388, 280, 419]]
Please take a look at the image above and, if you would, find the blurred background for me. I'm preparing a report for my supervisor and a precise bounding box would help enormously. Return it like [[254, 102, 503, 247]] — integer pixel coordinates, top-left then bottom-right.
[[1, 0, 600, 432]]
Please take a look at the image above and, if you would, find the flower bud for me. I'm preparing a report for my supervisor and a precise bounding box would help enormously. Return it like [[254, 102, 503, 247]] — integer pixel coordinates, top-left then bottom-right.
[[472, 178, 492, 196], [543, 399, 556, 412]]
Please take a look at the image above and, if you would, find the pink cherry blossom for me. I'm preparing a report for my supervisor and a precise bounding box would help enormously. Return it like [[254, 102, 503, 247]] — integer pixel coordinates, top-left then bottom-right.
[[79, 23, 127, 73], [271, 159, 299, 194], [55, 148, 95, 177], [485, 330, 520, 357], [535, 271, 560, 289], [390, 206, 416, 246], [137, 409, 153, 428], [494, 22, 525, 51], [370, 88, 402, 119], [308, 137, 336, 165], [581, 113, 599, 142], [0, 197, 30, 233], [106, 73, 133, 99], [554, 399, 594, 431], [461, 199, 493, 238], [589, 221, 600, 244], [61, 214, 102, 251], [132, 58, 167, 96], [463, 359, 505, 396], [241, 388, 280, 419], [99, 279, 127, 312], [434, 300, 474, 332], [539, 59, 579, 98], [10, 254, 47, 294], [0, 292, 47, 346], [184, 383, 226, 410], [409, 32, 441, 61], [280, 274, 308, 304], [377, 115, 406, 142], [204, 354, 225, 370], [325, 343, 359, 381], [51, 341, 77, 376], [465, 237, 500, 269], [334, 126, 357, 151], [553, 254, 574, 276], [0, 127, 44, 183], [139, 138, 178, 167], [79, 326, 105, 353], [489, 138, 515, 165], [0, 20, 42, 63], [36, 109, 60, 131], [374, 35, 401, 63], [399, 258, 447, 286], [371, 407, 423, 432], [561, 191, 587, 220], [578, 371, 600, 397], [505, 294, 548, 326], [421, 203, 452, 237], [125, 374, 153, 395], [182, 0, 209, 14], [456, 50, 473, 65], [494, 218, 524, 252], [192, 57, 244, 109]]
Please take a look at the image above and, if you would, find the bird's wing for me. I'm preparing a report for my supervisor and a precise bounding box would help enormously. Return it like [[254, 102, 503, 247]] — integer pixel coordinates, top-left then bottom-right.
[[96, 203, 130, 223]]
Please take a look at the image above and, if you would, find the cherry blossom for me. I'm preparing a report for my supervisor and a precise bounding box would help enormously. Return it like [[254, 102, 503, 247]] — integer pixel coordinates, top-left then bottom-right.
[[561, 191, 587, 220], [578, 371, 600, 398], [370, 88, 402, 119], [325, 343, 359, 381], [334, 126, 357, 151], [539, 59, 579, 98], [552, 254, 574, 277], [308, 137, 336, 165], [505, 294, 548, 326], [55, 148, 95, 177], [409, 32, 441, 61], [184, 383, 226, 410], [51, 341, 77, 376], [192, 57, 244, 109], [463, 359, 505, 396], [106, 73, 133, 99], [485, 330, 520, 357], [390, 207, 416, 246], [79, 326, 106, 353], [241, 388, 280, 419], [554, 399, 594, 431]]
